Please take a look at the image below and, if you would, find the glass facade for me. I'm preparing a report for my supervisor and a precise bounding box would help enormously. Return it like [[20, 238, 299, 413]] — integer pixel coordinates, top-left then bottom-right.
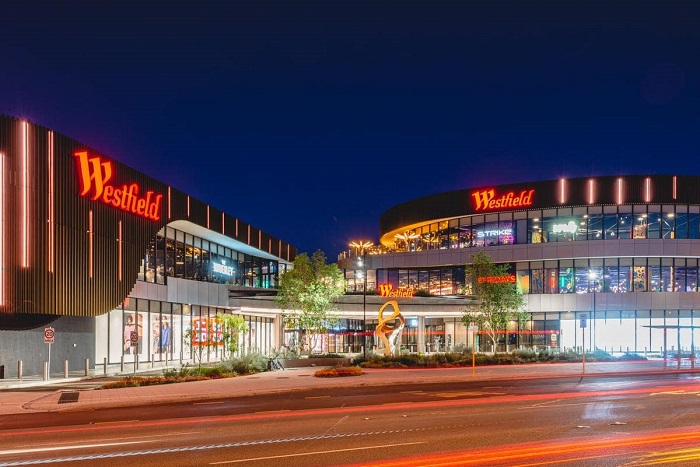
[[389, 205, 700, 251], [138, 226, 285, 288], [374, 258, 700, 296], [95, 297, 275, 365]]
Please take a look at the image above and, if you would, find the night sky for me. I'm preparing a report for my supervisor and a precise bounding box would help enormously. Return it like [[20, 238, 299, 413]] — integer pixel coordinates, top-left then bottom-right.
[[2, 2, 699, 259]]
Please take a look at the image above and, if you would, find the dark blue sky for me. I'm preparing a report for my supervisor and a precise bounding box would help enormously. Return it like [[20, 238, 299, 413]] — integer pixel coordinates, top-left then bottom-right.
[[2, 1, 699, 258]]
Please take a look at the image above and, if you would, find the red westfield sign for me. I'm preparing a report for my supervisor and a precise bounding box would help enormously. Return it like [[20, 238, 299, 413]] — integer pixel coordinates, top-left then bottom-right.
[[75, 151, 163, 221], [471, 188, 534, 212]]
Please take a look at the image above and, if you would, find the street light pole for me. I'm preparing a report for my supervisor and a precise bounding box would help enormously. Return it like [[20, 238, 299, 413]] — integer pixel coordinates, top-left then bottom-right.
[[349, 240, 373, 359], [363, 249, 367, 359]]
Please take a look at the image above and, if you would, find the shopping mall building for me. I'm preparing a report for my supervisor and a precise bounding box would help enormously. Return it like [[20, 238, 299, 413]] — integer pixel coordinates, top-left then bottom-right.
[[0, 116, 297, 377], [340, 175, 700, 356]]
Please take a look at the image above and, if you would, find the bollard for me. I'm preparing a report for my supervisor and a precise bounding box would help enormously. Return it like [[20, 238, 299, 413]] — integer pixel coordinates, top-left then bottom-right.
[[18, 361, 22, 380], [180, 350, 183, 365], [104, 357, 108, 375], [165, 353, 169, 367], [43, 362, 49, 381], [0, 365, 4, 379], [151, 353, 155, 369], [64, 360, 69, 378], [84, 358, 89, 377], [135, 354, 139, 372], [120, 355, 124, 373]]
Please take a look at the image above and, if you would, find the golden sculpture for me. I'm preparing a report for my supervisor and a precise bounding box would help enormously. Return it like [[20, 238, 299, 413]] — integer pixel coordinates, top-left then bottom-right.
[[375, 300, 405, 356]]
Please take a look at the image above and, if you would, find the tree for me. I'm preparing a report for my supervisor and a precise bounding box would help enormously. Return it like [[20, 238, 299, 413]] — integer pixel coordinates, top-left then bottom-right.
[[461, 251, 528, 353], [218, 313, 248, 358], [274, 250, 345, 355]]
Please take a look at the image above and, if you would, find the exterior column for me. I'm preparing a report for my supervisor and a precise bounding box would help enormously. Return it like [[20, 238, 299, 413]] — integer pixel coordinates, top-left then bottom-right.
[[274, 314, 283, 351], [417, 316, 426, 353]]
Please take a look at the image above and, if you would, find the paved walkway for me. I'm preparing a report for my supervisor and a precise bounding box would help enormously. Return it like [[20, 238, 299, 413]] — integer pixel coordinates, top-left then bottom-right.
[[1, 360, 698, 416]]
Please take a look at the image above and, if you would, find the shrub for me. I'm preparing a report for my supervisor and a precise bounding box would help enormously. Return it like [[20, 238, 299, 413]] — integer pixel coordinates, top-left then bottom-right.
[[225, 351, 269, 374], [309, 353, 345, 359], [315, 365, 363, 377]]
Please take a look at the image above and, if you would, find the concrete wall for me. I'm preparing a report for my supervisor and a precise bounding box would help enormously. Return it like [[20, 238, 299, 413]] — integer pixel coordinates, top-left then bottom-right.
[[0, 316, 95, 378]]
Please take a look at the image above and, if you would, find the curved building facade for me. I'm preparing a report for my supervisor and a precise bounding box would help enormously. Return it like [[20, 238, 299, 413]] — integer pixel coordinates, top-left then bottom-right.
[[0, 116, 297, 376], [344, 176, 700, 355]]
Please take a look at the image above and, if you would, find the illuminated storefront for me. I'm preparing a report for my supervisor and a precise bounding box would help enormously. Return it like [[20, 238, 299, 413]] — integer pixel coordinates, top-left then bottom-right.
[[0, 116, 296, 376], [341, 176, 700, 355]]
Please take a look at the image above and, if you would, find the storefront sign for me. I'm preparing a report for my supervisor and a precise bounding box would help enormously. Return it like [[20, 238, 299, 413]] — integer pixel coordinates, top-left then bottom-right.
[[378, 284, 415, 298], [476, 228, 513, 238], [191, 317, 224, 346], [471, 188, 535, 212], [213, 262, 234, 276], [552, 221, 577, 234], [74, 151, 163, 221], [478, 274, 517, 284]]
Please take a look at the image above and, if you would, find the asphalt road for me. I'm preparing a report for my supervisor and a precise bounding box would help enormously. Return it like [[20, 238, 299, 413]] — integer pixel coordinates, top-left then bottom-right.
[[1, 372, 700, 466]]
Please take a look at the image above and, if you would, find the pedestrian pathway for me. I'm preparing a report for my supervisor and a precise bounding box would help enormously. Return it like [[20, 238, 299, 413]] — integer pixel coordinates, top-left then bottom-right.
[[1, 360, 698, 416]]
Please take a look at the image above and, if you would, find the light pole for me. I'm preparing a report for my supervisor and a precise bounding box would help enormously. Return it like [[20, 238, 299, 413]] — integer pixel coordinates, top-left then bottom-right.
[[349, 240, 373, 358]]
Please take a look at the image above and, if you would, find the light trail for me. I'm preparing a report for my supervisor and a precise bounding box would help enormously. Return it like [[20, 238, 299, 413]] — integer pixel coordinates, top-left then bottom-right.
[[2, 380, 699, 439], [340, 426, 700, 467]]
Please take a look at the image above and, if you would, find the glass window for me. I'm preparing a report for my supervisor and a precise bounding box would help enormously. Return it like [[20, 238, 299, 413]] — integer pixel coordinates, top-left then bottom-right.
[[675, 213, 688, 239], [649, 259, 661, 292], [544, 268, 558, 293], [647, 212, 661, 239], [575, 264, 589, 293], [662, 211, 675, 239], [618, 213, 632, 239], [531, 269, 544, 294], [603, 214, 618, 240], [559, 266, 574, 293], [689, 210, 700, 239], [588, 214, 603, 240]]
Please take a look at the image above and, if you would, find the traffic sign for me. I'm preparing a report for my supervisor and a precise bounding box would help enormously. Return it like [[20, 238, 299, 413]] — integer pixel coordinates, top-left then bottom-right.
[[580, 314, 588, 328], [130, 331, 138, 346], [44, 327, 55, 344]]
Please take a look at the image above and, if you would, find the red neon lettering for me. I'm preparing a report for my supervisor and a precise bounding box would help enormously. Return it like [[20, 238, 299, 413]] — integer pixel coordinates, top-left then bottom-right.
[[471, 188, 534, 212], [74, 151, 162, 221], [478, 274, 517, 284]]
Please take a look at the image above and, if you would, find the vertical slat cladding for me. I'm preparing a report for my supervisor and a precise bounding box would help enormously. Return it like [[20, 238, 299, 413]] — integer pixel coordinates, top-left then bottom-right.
[[0, 151, 4, 306], [1, 115, 295, 318]]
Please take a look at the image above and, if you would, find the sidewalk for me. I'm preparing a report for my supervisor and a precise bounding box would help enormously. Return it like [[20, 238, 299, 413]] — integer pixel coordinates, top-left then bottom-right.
[[1, 360, 698, 416]]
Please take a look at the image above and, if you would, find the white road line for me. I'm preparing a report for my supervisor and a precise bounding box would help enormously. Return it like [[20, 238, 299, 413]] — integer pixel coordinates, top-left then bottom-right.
[[0, 440, 152, 455], [208, 441, 427, 465]]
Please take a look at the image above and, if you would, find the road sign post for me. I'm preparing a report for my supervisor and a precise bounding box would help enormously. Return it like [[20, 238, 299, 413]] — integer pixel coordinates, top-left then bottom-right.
[[130, 331, 138, 373], [44, 327, 55, 380], [580, 314, 587, 374]]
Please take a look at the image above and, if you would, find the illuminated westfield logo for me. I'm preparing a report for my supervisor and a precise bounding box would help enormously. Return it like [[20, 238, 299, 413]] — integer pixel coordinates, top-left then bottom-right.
[[378, 284, 415, 298], [471, 188, 534, 212], [75, 151, 163, 221]]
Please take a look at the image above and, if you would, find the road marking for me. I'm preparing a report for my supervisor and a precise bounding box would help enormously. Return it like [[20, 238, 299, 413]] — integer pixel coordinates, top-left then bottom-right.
[[209, 441, 427, 464], [194, 401, 225, 405], [432, 391, 505, 398], [254, 410, 291, 414], [305, 395, 331, 399], [93, 419, 140, 425], [0, 440, 152, 455]]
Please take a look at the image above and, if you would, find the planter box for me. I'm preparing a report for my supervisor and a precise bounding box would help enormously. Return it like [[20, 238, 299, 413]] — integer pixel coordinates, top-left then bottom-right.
[[280, 358, 352, 368]]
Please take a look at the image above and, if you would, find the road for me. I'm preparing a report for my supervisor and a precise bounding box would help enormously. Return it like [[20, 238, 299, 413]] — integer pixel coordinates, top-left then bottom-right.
[[1, 372, 700, 466]]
